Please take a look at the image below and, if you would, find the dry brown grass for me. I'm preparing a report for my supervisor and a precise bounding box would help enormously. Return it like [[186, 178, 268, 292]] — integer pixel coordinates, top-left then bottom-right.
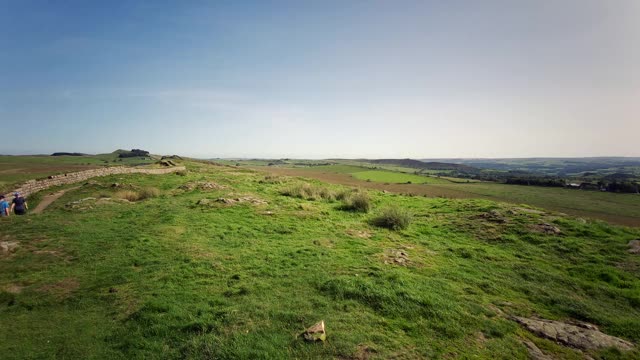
[[115, 187, 160, 201]]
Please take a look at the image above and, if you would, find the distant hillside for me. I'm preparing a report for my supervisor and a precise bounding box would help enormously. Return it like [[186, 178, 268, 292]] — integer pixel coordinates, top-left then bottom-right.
[[364, 159, 478, 172], [51, 152, 89, 156]]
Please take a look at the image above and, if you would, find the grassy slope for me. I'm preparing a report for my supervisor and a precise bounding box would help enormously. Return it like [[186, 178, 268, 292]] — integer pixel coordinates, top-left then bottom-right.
[[1, 161, 639, 359]]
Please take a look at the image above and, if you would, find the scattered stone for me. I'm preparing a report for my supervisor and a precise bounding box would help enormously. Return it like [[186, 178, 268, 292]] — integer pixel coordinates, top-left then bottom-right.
[[478, 210, 508, 223], [111, 183, 120, 188], [533, 223, 562, 235], [0, 241, 19, 254], [353, 344, 376, 359], [197, 196, 268, 206], [302, 320, 326, 342], [217, 197, 237, 204], [180, 181, 227, 191], [346, 229, 372, 239], [66, 197, 128, 210], [158, 159, 177, 167], [512, 316, 634, 351], [514, 207, 545, 215], [521, 339, 552, 360], [217, 196, 268, 205], [383, 249, 410, 266], [628, 240, 640, 254], [261, 211, 275, 216]]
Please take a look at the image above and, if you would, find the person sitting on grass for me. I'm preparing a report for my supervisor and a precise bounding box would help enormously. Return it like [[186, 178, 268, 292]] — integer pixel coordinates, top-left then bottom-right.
[[11, 192, 28, 215], [0, 195, 9, 217]]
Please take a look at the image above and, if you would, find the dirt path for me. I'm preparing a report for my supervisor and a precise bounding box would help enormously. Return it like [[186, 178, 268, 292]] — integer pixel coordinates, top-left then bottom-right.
[[32, 186, 81, 214]]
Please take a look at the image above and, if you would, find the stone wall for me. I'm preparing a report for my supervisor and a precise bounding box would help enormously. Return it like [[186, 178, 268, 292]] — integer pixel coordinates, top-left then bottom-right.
[[4, 166, 186, 201]]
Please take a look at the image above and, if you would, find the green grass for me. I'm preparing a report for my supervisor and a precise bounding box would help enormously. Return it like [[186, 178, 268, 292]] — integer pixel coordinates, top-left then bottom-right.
[[351, 170, 451, 184], [1, 161, 639, 359]]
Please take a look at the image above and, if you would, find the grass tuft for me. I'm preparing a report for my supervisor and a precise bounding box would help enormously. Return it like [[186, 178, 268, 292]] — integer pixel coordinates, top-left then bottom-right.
[[280, 183, 335, 201], [115, 187, 160, 201], [371, 206, 413, 230], [341, 192, 372, 212]]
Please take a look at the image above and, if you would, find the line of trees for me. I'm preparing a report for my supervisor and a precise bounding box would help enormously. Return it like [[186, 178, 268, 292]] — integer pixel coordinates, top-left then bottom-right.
[[118, 149, 150, 158]]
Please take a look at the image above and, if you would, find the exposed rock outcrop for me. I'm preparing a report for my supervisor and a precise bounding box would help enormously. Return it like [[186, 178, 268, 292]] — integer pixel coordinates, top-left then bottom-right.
[[513, 317, 634, 351]]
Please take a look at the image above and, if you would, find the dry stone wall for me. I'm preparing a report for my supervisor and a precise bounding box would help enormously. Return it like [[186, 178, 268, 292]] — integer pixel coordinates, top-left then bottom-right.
[[5, 166, 186, 201]]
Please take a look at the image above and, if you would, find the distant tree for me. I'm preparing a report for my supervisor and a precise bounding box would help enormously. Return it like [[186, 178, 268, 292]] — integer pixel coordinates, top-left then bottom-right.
[[118, 149, 150, 158]]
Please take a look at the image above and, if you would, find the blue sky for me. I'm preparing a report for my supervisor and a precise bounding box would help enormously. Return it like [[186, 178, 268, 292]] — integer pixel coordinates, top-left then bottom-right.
[[1, 0, 638, 158]]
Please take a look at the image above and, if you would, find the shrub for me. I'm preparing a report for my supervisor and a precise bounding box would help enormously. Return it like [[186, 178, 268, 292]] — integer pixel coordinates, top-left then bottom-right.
[[281, 183, 335, 201], [318, 187, 336, 201], [336, 188, 360, 201], [115, 190, 140, 202], [341, 192, 371, 212], [138, 187, 161, 200], [260, 175, 283, 184], [371, 206, 413, 230], [115, 187, 160, 202]]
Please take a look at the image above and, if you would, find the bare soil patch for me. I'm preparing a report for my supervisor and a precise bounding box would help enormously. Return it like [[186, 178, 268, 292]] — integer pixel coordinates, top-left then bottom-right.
[[39, 278, 80, 299]]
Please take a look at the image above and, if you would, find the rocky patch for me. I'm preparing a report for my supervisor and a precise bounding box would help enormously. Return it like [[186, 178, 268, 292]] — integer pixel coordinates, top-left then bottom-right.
[[532, 223, 562, 235], [217, 196, 267, 205], [0, 241, 19, 255], [512, 207, 545, 215], [512, 316, 634, 351], [346, 229, 372, 239], [197, 196, 268, 206], [628, 239, 640, 254], [383, 248, 410, 266], [66, 197, 130, 210], [521, 339, 552, 360], [180, 181, 227, 191], [476, 210, 508, 224]]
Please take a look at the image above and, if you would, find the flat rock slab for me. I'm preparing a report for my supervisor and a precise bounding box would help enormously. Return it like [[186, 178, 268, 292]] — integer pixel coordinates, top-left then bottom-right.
[[521, 339, 552, 360], [532, 223, 562, 235], [0, 241, 19, 254], [628, 239, 640, 254], [513, 317, 634, 351]]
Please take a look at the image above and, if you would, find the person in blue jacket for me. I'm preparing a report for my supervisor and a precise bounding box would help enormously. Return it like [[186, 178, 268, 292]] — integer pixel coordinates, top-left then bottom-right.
[[0, 195, 9, 217]]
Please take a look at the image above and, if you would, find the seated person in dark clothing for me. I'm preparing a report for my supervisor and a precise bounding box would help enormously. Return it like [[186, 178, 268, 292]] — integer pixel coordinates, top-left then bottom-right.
[[11, 192, 28, 215]]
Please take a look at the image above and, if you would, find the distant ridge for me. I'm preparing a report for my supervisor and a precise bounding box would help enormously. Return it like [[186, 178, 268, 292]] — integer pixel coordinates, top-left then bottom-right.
[[51, 152, 89, 156], [363, 158, 478, 172]]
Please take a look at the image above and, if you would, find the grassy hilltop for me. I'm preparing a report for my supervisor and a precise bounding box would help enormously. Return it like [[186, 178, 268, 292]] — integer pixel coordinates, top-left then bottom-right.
[[1, 159, 640, 359]]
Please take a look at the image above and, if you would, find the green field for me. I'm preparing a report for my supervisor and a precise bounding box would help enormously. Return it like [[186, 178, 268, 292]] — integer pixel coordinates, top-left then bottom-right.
[[351, 170, 450, 184], [252, 164, 640, 227], [438, 182, 640, 223], [1, 160, 639, 359]]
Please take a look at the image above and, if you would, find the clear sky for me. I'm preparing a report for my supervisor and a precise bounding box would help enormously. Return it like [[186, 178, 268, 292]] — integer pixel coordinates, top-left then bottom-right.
[[1, 0, 638, 158]]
